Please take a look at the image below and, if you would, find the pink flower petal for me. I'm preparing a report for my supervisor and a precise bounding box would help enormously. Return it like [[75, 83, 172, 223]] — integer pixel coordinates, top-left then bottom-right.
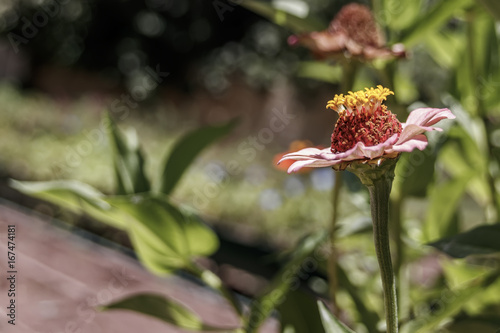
[[287, 159, 340, 173], [397, 108, 454, 145], [404, 108, 455, 128], [390, 134, 428, 153]]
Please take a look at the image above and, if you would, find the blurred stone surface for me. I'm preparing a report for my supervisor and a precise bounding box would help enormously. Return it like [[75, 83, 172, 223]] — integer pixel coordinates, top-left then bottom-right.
[[0, 203, 277, 333]]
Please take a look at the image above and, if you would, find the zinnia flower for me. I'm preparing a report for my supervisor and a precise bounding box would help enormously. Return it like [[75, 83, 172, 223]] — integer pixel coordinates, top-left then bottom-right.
[[279, 86, 455, 173], [288, 3, 406, 60]]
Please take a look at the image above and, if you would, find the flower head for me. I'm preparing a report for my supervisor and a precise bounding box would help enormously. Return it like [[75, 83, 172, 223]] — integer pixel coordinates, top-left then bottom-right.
[[278, 86, 455, 173], [288, 4, 406, 60]]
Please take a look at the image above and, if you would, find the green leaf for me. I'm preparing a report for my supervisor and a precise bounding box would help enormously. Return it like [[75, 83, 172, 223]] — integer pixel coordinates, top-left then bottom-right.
[[277, 289, 324, 333], [106, 114, 150, 195], [421, 171, 473, 243], [245, 231, 327, 332], [424, 31, 465, 69], [382, 0, 422, 30], [103, 293, 224, 331], [318, 301, 356, 333], [159, 119, 237, 195], [10, 180, 127, 229], [429, 224, 500, 258], [105, 194, 219, 274], [400, 0, 473, 47], [240, 0, 326, 33], [394, 148, 438, 198]]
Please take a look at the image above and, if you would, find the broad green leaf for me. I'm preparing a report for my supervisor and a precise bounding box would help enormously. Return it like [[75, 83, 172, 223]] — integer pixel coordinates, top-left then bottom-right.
[[277, 289, 323, 333], [10, 180, 127, 229], [422, 171, 474, 243], [318, 301, 356, 333], [245, 231, 327, 332], [105, 194, 219, 274], [183, 212, 219, 257], [429, 224, 500, 258], [240, 0, 326, 33], [103, 293, 224, 331], [400, 0, 473, 47], [107, 114, 150, 195], [159, 119, 237, 195]]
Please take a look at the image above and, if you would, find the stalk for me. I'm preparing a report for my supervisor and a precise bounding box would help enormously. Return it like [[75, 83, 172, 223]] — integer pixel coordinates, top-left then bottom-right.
[[368, 179, 398, 333], [349, 159, 399, 333], [187, 262, 244, 320]]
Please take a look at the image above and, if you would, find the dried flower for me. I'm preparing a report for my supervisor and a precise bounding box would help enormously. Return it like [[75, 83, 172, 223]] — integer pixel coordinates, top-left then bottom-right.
[[278, 86, 455, 172], [288, 3, 406, 60]]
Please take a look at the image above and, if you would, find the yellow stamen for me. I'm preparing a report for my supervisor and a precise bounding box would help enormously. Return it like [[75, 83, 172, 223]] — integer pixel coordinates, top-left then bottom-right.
[[326, 85, 394, 114]]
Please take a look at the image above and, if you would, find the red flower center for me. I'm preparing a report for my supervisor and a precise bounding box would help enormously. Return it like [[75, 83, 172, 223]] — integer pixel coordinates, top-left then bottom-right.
[[330, 106, 402, 153]]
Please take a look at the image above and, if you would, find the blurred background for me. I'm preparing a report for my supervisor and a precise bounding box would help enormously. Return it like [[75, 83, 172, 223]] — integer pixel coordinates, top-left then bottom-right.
[[0, 0, 367, 245], [2, 0, 500, 331]]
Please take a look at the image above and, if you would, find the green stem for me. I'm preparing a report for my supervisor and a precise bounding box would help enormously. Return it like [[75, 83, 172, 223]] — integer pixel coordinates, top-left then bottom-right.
[[368, 178, 398, 333], [350, 159, 399, 333], [187, 262, 244, 320], [327, 171, 342, 315]]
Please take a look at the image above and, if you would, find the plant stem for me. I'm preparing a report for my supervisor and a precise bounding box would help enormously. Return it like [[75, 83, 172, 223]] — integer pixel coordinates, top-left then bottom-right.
[[368, 177, 398, 333], [327, 171, 342, 315], [187, 262, 244, 320]]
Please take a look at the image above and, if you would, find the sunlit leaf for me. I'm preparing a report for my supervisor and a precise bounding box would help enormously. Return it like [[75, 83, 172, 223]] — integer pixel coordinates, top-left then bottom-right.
[[103, 293, 224, 331], [159, 119, 237, 195], [105, 194, 219, 274], [240, 0, 326, 33], [429, 224, 500, 258], [107, 114, 150, 195], [318, 301, 356, 333], [10, 180, 127, 229], [424, 31, 465, 69], [401, 0, 473, 47], [245, 231, 327, 332], [382, 0, 422, 30]]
